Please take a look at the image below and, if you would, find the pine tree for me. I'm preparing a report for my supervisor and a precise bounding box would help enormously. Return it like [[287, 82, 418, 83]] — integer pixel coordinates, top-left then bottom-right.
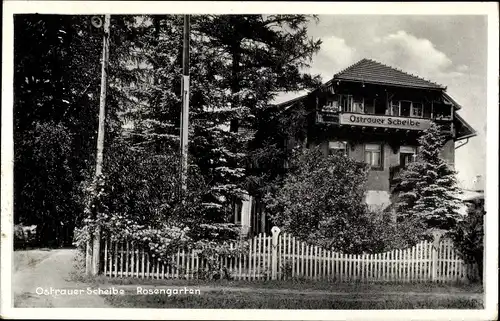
[[194, 15, 322, 214], [117, 15, 322, 222], [392, 122, 462, 230], [14, 15, 113, 246], [14, 15, 147, 246], [14, 14, 321, 256]]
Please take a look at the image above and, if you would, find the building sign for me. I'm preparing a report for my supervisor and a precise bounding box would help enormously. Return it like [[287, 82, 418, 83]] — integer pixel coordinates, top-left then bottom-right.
[[339, 113, 431, 130]]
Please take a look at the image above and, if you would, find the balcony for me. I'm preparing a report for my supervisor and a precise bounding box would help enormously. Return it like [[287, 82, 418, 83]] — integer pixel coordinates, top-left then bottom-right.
[[317, 107, 453, 135], [434, 119, 453, 134], [316, 110, 339, 124], [318, 109, 433, 131]]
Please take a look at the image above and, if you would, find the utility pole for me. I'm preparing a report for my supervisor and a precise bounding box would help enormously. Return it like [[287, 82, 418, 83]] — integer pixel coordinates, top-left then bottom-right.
[[86, 14, 110, 276], [180, 15, 190, 193]]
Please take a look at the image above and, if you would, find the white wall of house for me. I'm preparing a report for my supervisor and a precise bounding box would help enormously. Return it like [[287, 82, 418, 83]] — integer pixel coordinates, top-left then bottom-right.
[[240, 193, 253, 235], [365, 190, 392, 211]]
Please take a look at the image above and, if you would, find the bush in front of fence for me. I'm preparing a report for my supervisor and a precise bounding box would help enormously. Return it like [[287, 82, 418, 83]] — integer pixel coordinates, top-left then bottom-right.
[[97, 224, 250, 277], [263, 147, 428, 254], [281, 260, 293, 279], [74, 147, 252, 278], [448, 199, 484, 283], [194, 265, 232, 280], [264, 147, 370, 254], [361, 209, 430, 253]]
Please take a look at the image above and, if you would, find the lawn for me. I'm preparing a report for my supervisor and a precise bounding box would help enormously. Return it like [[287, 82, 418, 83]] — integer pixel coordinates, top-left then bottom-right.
[[93, 276, 483, 293], [103, 289, 482, 309], [87, 276, 483, 309]]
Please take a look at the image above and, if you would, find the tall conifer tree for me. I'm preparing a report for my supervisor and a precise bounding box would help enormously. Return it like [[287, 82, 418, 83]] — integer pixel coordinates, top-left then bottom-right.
[[119, 15, 322, 222], [392, 122, 462, 229]]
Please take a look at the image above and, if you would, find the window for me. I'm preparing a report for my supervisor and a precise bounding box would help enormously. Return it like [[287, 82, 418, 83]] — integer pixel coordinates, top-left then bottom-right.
[[389, 100, 427, 118], [324, 98, 339, 111], [423, 103, 431, 118], [400, 101, 411, 117], [434, 105, 452, 120], [400, 146, 417, 168], [412, 102, 423, 117], [339, 95, 353, 112], [365, 99, 375, 114], [329, 141, 348, 156], [352, 97, 364, 113], [374, 98, 386, 115], [364, 143, 382, 168], [389, 101, 399, 116], [231, 199, 242, 224]]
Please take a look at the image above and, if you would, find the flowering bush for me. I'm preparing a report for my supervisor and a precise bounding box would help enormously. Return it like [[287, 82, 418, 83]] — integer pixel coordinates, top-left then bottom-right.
[[74, 146, 248, 274]]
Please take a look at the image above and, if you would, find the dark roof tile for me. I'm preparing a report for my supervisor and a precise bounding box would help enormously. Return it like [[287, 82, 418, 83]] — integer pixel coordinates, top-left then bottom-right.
[[333, 58, 445, 90]]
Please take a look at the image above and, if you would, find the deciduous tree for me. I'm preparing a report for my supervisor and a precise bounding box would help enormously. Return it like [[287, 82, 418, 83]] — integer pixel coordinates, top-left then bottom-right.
[[264, 147, 373, 253]]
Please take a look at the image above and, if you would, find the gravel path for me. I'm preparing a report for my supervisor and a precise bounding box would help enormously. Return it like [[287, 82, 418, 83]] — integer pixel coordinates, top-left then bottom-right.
[[13, 249, 110, 308]]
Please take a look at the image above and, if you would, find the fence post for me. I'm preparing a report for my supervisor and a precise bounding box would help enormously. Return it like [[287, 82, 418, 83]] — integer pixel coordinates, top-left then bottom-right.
[[431, 242, 438, 282], [271, 226, 281, 280], [86, 238, 93, 275], [92, 226, 101, 275], [430, 229, 445, 282]]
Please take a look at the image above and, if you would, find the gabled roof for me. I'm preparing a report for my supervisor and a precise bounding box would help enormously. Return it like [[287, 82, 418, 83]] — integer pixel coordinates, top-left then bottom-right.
[[443, 92, 462, 110], [331, 58, 446, 90], [270, 90, 310, 108], [454, 112, 477, 141]]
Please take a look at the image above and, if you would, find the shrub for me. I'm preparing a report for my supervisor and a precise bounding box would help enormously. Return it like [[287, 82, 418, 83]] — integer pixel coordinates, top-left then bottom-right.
[[360, 209, 429, 253], [264, 147, 368, 253], [449, 199, 484, 283], [264, 147, 428, 254], [74, 144, 249, 275], [14, 224, 37, 249]]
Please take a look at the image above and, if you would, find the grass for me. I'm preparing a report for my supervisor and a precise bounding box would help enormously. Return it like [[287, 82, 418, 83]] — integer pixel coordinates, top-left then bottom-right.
[[83, 276, 483, 309], [87, 276, 484, 294], [68, 249, 87, 281], [102, 290, 483, 309], [13, 249, 52, 272]]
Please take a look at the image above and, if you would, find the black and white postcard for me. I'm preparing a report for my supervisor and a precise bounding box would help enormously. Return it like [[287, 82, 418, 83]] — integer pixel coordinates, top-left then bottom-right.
[[1, 2, 498, 320]]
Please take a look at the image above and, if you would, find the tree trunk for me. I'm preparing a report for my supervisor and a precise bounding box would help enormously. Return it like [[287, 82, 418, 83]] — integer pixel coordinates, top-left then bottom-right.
[[229, 40, 241, 133], [475, 253, 483, 284]]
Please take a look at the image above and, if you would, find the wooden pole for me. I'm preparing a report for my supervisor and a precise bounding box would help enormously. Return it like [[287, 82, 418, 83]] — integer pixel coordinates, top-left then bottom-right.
[[89, 14, 110, 276], [180, 15, 190, 193], [271, 226, 280, 280]]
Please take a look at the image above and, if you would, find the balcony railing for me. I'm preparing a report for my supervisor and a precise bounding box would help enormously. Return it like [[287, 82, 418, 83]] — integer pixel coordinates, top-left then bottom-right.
[[316, 111, 339, 124], [317, 107, 453, 134], [434, 119, 453, 134]]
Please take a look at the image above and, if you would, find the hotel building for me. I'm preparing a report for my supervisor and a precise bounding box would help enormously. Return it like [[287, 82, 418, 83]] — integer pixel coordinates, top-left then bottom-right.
[[238, 58, 477, 236]]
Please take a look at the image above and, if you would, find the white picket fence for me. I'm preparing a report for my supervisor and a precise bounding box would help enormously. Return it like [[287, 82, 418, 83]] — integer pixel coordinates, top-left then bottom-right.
[[100, 228, 479, 283]]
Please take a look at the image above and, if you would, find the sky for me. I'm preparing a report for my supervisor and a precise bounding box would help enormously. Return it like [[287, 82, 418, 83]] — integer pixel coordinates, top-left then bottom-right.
[[276, 15, 487, 190]]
